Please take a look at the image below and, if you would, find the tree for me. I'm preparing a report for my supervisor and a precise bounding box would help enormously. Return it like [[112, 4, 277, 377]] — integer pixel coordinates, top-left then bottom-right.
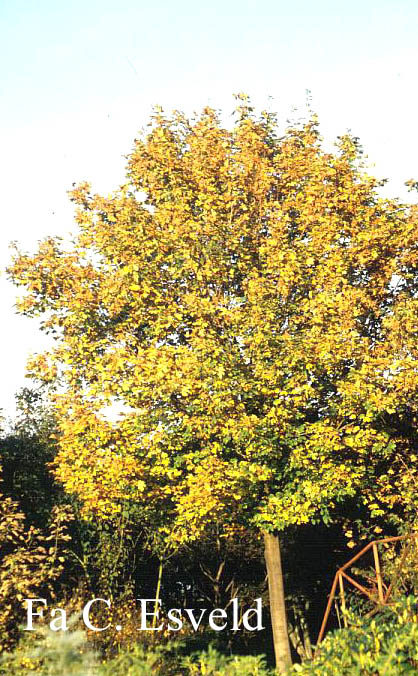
[[8, 98, 418, 671], [0, 388, 61, 526]]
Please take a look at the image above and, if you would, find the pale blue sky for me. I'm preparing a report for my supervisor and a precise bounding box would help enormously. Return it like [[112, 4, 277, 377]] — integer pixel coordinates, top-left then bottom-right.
[[1, 0, 418, 416]]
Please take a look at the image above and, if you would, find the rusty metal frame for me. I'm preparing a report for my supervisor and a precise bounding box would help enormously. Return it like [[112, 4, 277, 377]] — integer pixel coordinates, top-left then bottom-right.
[[316, 533, 418, 649]]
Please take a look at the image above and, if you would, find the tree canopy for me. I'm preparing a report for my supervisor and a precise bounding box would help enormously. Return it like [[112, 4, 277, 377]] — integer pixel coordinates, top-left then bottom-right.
[[9, 101, 418, 545]]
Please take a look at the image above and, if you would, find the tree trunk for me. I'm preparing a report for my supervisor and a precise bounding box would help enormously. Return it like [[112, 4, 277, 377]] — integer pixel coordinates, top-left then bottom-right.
[[263, 531, 292, 673], [152, 560, 163, 630]]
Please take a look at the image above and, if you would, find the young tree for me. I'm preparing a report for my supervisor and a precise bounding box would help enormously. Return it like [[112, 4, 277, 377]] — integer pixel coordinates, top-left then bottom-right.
[[9, 99, 418, 671]]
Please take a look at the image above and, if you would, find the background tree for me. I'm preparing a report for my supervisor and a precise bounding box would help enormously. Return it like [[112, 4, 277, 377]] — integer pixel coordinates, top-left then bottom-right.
[[0, 388, 61, 526], [8, 98, 418, 671]]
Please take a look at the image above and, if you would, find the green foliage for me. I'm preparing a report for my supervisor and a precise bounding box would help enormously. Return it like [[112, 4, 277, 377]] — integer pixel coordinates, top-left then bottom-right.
[[98, 643, 178, 676], [70, 513, 140, 601], [91, 642, 273, 676], [0, 388, 61, 526], [0, 625, 97, 675], [291, 596, 418, 676], [1, 633, 272, 676], [182, 646, 272, 675], [2, 596, 418, 675]]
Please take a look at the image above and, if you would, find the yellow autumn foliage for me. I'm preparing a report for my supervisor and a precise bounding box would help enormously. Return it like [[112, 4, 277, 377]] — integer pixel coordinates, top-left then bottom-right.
[[8, 100, 418, 544]]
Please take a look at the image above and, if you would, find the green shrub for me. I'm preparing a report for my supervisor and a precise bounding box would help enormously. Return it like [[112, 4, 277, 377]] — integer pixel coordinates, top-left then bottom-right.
[[98, 643, 178, 676], [0, 625, 97, 675], [182, 646, 272, 675], [100, 644, 272, 676], [291, 596, 418, 676], [6, 598, 417, 676]]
